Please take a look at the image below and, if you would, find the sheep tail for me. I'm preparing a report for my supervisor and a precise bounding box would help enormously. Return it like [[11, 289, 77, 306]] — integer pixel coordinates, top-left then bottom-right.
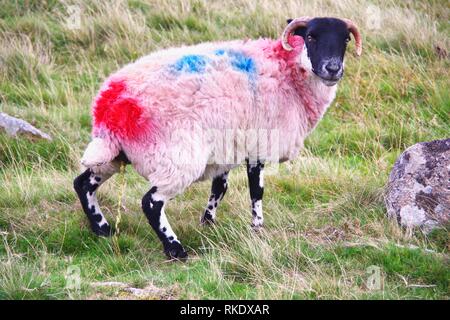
[[80, 136, 121, 168]]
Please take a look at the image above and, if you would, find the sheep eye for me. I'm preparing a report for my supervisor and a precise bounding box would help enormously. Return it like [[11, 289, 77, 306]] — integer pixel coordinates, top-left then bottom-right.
[[306, 35, 316, 42], [345, 37, 351, 43]]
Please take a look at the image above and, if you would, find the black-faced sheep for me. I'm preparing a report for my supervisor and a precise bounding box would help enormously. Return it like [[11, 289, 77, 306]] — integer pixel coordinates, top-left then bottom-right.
[[74, 17, 362, 260]]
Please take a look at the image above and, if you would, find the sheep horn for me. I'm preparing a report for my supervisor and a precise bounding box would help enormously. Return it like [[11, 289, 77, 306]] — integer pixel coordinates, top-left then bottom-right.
[[281, 16, 312, 51], [341, 18, 362, 56]]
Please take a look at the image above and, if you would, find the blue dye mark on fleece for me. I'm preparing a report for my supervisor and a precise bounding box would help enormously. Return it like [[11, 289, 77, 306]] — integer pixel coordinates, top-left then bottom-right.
[[214, 49, 256, 76], [171, 55, 209, 73]]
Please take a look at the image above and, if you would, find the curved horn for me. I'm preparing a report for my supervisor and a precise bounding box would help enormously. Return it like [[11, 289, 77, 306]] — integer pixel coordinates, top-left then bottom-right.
[[281, 16, 312, 51], [341, 18, 362, 56]]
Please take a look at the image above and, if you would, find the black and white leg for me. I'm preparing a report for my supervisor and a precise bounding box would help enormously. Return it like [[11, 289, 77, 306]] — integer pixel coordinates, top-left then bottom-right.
[[246, 159, 264, 229], [201, 172, 229, 224], [73, 168, 115, 236], [142, 186, 188, 261]]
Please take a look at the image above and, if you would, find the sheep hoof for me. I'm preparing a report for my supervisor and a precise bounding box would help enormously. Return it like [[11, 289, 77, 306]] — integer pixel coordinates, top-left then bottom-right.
[[200, 215, 215, 225], [251, 223, 264, 232], [164, 242, 188, 262], [92, 223, 114, 237]]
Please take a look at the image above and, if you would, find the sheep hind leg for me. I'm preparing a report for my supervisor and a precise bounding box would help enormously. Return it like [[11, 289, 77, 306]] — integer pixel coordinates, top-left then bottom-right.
[[201, 171, 229, 225], [246, 159, 264, 230], [142, 186, 188, 261], [73, 159, 123, 237]]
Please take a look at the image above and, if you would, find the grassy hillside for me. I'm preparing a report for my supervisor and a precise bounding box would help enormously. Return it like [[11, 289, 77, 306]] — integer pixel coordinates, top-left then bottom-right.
[[0, 0, 448, 299]]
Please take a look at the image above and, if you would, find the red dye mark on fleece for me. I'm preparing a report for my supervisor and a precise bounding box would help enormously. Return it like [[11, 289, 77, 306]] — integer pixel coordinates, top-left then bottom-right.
[[263, 35, 307, 80], [93, 80, 150, 141], [272, 35, 304, 63]]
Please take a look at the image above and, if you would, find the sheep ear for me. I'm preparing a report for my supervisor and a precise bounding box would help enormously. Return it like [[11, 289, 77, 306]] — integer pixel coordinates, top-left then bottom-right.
[[293, 26, 307, 38], [286, 18, 307, 38]]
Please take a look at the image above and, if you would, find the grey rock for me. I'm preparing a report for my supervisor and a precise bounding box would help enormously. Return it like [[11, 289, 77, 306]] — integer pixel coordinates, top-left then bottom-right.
[[385, 138, 450, 233], [0, 112, 51, 140]]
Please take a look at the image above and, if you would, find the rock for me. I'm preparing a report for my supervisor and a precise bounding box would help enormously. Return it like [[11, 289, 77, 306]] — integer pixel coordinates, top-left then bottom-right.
[[124, 284, 167, 298], [385, 138, 450, 233], [89, 281, 175, 300], [0, 112, 52, 140]]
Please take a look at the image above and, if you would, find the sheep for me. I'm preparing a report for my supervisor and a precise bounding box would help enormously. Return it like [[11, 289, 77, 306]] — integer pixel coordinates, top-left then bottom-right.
[[74, 17, 362, 260]]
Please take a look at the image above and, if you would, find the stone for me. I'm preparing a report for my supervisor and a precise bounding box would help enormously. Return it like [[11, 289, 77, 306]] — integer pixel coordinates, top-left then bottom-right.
[[0, 112, 52, 140], [385, 138, 450, 233]]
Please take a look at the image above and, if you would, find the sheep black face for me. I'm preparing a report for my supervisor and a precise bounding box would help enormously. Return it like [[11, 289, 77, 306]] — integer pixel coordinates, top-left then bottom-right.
[[285, 17, 362, 86]]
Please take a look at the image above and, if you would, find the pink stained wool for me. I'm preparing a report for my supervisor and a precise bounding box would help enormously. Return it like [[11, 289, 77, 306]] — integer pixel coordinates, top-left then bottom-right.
[[87, 34, 337, 196], [265, 35, 305, 68]]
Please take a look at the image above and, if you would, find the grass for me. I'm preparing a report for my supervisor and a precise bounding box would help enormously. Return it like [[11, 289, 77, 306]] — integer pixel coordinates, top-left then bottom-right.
[[0, 0, 449, 299]]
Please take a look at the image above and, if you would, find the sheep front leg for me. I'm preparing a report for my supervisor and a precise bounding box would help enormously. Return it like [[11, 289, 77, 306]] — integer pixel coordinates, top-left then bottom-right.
[[246, 159, 264, 230], [142, 186, 188, 261], [201, 172, 229, 224]]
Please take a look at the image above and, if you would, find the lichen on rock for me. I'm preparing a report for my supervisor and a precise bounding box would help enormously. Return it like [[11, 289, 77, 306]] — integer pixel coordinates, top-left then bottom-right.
[[385, 138, 450, 233]]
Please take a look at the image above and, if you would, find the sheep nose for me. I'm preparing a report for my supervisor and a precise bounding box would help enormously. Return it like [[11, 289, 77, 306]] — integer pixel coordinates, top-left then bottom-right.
[[325, 61, 341, 75]]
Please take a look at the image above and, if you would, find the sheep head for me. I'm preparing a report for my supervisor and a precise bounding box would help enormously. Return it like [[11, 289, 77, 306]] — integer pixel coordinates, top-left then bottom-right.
[[282, 17, 362, 86]]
